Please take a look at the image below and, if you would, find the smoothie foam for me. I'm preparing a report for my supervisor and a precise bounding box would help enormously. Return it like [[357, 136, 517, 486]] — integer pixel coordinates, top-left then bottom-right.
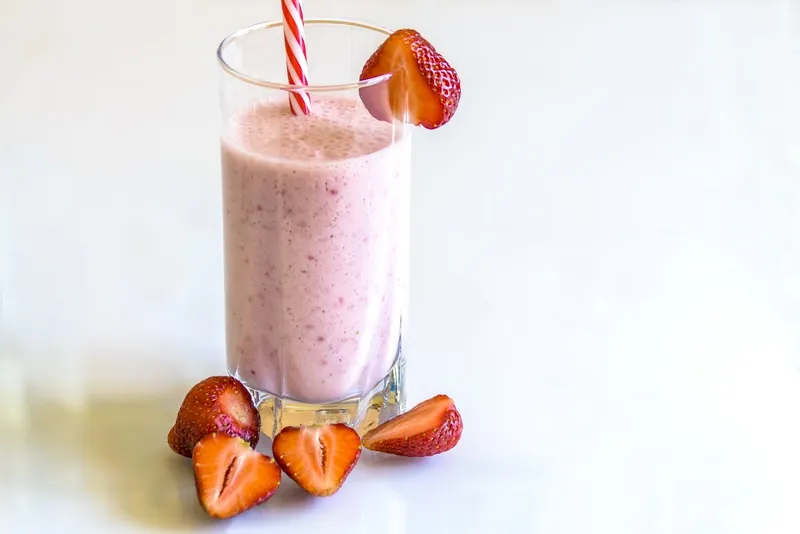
[[222, 96, 408, 404]]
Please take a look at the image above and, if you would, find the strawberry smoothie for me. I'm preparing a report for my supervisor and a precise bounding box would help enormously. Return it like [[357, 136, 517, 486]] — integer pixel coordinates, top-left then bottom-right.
[[221, 95, 409, 404]]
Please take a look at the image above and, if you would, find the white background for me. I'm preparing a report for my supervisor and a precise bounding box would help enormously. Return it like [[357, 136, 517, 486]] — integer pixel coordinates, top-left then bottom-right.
[[3, 0, 800, 532]]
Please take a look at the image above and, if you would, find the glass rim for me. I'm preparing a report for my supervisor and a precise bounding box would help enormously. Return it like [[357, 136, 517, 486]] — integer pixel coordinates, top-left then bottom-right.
[[217, 18, 394, 92]]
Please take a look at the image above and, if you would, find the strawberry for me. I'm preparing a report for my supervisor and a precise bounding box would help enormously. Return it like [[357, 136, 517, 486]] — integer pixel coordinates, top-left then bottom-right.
[[359, 29, 461, 130], [272, 424, 362, 497], [168, 376, 260, 458], [192, 433, 281, 519], [362, 394, 463, 457]]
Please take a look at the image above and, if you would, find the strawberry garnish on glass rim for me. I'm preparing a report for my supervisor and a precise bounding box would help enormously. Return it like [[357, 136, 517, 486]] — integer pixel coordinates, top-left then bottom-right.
[[360, 29, 461, 130]]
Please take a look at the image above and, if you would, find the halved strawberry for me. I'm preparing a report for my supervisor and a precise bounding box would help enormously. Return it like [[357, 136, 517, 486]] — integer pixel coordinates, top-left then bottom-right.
[[272, 424, 361, 497], [168, 376, 260, 458], [359, 29, 461, 130], [192, 433, 281, 519], [362, 394, 463, 457]]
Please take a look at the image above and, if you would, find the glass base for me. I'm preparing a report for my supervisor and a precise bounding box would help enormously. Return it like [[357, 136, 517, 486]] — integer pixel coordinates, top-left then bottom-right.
[[234, 354, 406, 439]]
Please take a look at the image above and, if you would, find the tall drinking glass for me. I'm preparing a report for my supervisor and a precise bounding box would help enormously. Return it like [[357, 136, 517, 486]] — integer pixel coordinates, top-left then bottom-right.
[[217, 20, 409, 438]]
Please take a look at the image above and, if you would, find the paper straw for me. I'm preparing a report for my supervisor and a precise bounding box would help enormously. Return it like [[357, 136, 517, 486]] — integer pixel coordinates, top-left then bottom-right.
[[282, 0, 311, 115]]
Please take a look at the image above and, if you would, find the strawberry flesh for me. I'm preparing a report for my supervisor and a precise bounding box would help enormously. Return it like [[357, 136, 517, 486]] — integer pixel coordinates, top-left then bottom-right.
[[362, 394, 463, 457], [192, 433, 281, 519], [272, 423, 362, 497], [168, 376, 260, 458], [360, 29, 461, 129]]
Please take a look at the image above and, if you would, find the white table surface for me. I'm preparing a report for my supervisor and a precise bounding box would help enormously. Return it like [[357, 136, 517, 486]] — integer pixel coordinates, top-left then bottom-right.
[[3, 0, 800, 532]]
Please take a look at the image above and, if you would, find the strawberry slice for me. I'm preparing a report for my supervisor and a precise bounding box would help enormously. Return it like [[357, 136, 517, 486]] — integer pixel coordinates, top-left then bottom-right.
[[359, 29, 461, 130], [168, 376, 261, 458], [362, 394, 463, 457], [271, 424, 361, 497], [192, 433, 281, 519]]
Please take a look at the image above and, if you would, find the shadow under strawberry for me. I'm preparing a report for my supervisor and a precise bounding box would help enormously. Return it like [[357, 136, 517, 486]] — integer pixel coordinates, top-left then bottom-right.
[[359, 449, 422, 469]]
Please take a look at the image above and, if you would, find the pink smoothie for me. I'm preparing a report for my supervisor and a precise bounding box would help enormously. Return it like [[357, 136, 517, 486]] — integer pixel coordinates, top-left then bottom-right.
[[221, 96, 408, 404]]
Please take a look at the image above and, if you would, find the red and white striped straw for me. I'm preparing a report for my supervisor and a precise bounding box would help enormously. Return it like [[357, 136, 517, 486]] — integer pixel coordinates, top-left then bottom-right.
[[282, 0, 311, 115]]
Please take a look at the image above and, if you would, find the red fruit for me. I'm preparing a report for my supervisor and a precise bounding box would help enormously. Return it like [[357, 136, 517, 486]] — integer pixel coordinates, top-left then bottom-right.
[[192, 433, 281, 519], [362, 394, 463, 457], [272, 424, 362, 497], [168, 376, 260, 458], [359, 29, 461, 129]]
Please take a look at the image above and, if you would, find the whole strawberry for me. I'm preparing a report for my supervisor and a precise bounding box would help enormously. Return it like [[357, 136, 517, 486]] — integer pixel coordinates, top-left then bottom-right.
[[168, 376, 261, 458]]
